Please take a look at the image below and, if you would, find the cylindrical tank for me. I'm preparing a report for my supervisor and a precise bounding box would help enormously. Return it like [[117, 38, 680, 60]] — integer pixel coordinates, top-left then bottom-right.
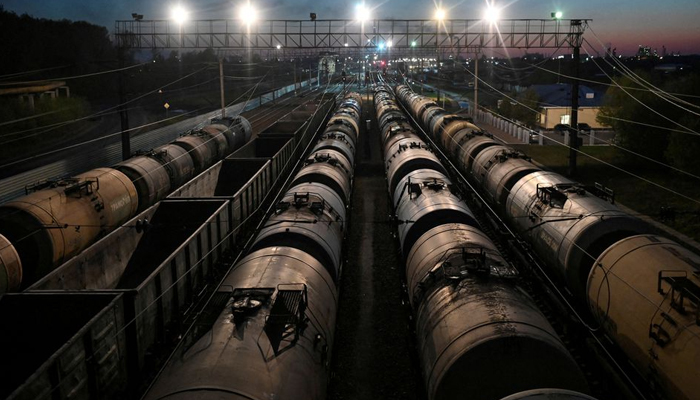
[[115, 155, 171, 212], [507, 171, 650, 299], [142, 247, 338, 400], [500, 389, 598, 400], [438, 116, 476, 151], [324, 122, 358, 145], [413, 99, 438, 123], [382, 86, 590, 400], [588, 235, 700, 400], [152, 143, 196, 189], [471, 146, 539, 208], [250, 190, 345, 281], [383, 131, 422, 157], [404, 223, 503, 302], [449, 128, 490, 161], [172, 134, 217, 173], [197, 126, 230, 160], [0, 168, 138, 287], [408, 224, 589, 400], [327, 115, 359, 143], [394, 176, 478, 256], [424, 108, 448, 137], [291, 151, 353, 202], [0, 233, 22, 293], [385, 142, 447, 194], [312, 134, 355, 166], [202, 123, 234, 153], [229, 116, 253, 146]]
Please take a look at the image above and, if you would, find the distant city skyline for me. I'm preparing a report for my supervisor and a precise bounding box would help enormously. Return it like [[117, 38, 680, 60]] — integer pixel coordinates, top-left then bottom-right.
[[2, 0, 699, 55]]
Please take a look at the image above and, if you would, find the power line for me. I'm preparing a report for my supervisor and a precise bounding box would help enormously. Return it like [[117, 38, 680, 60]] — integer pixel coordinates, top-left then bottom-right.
[[5, 62, 151, 84], [0, 66, 213, 146], [453, 62, 700, 196]]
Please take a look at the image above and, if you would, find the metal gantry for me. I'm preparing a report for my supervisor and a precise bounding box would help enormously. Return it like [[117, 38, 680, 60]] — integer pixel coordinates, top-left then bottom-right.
[[114, 17, 589, 169], [115, 18, 588, 54]]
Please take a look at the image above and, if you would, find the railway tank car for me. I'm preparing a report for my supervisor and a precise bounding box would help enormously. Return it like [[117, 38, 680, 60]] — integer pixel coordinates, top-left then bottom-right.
[[142, 93, 360, 400], [375, 85, 591, 400], [394, 84, 700, 400], [0, 116, 252, 292], [588, 235, 700, 400]]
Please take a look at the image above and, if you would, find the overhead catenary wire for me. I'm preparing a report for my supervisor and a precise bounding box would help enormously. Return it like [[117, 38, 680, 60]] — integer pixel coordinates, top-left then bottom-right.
[[455, 58, 700, 184], [580, 39, 700, 124], [0, 66, 213, 144], [0, 71, 312, 255], [584, 25, 700, 107], [5, 61, 152, 84], [34, 80, 338, 400]]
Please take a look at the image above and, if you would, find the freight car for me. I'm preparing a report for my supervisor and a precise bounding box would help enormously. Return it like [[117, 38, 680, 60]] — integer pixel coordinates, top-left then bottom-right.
[[142, 92, 361, 400], [374, 84, 591, 400], [0, 117, 252, 292], [3, 96, 335, 400], [395, 84, 700, 400]]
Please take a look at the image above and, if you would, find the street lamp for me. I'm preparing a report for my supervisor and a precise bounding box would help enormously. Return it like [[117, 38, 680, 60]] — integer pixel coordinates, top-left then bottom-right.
[[355, 4, 370, 23], [356, 4, 371, 87], [435, 8, 445, 79], [435, 9, 445, 21], [171, 6, 188, 25], [239, 2, 257, 26], [484, 2, 500, 24], [551, 11, 563, 20]]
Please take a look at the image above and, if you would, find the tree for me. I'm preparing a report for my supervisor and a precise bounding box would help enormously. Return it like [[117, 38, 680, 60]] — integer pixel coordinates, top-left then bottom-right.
[[663, 74, 700, 174], [597, 71, 700, 171], [499, 88, 540, 128], [597, 72, 670, 162]]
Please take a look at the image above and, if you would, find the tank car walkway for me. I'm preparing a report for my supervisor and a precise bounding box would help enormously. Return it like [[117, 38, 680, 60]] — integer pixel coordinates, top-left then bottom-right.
[[328, 96, 423, 400]]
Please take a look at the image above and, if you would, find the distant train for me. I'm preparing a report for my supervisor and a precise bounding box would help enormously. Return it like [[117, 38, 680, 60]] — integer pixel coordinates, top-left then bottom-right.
[[374, 83, 593, 400], [142, 92, 361, 400], [395, 84, 700, 400], [0, 117, 252, 292]]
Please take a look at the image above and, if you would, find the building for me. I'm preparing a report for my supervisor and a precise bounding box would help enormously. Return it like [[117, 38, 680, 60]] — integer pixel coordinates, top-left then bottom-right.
[[531, 83, 608, 130]]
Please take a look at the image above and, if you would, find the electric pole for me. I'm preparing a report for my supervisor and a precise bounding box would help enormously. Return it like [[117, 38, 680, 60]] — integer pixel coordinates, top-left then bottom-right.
[[117, 46, 131, 160], [568, 20, 584, 176]]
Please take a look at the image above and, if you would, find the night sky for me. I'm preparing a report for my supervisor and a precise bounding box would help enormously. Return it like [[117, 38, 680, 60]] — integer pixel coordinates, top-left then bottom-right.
[[2, 0, 699, 55]]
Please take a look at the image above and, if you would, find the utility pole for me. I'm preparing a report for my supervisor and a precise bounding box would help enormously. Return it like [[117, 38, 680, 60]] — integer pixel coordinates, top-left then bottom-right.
[[293, 59, 298, 95], [219, 58, 226, 118], [117, 46, 131, 160], [473, 51, 479, 119], [568, 20, 584, 176]]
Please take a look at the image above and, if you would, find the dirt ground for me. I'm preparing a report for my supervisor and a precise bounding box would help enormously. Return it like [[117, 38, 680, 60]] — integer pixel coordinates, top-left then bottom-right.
[[327, 97, 424, 400]]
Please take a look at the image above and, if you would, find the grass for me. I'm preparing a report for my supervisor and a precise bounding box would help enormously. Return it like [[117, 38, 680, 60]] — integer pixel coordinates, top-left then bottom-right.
[[511, 144, 700, 242]]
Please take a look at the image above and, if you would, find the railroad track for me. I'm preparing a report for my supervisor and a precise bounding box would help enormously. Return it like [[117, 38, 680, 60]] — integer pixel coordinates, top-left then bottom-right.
[[0, 84, 327, 204]]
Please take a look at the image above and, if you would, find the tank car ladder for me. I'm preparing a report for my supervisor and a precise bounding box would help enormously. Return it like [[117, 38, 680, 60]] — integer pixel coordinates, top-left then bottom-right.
[[264, 283, 308, 355]]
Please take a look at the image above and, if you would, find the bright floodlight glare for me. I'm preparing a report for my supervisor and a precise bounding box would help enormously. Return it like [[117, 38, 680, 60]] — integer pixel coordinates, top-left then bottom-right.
[[356, 4, 370, 22], [378, 42, 385, 50], [276, 44, 281, 49], [484, 5, 500, 23], [554, 11, 563, 19], [240, 3, 257, 24], [171, 6, 188, 25], [387, 40, 393, 48], [435, 9, 445, 21], [411, 41, 417, 47]]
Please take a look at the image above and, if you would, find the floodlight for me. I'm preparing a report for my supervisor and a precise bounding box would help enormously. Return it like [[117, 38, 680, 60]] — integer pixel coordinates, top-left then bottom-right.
[[484, 5, 500, 24], [171, 6, 188, 25], [356, 4, 370, 22], [435, 9, 445, 21], [240, 3, 257, 25]]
